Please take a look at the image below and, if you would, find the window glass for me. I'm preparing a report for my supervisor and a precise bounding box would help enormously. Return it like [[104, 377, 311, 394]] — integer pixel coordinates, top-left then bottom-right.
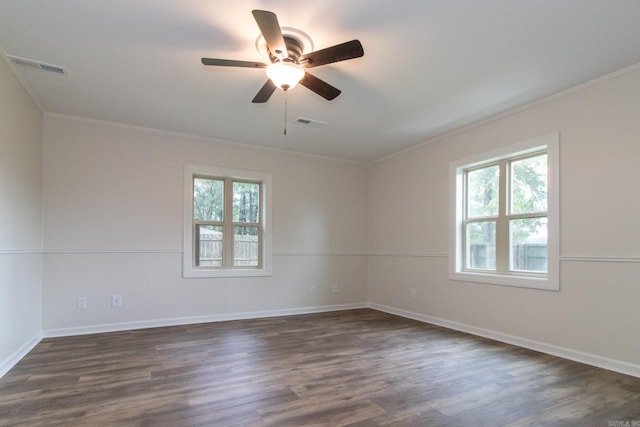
[[233, 182, 260, 223], [196, 225, 223, 267], [194, 177, 224, 221], [193, 178, 261, 269], [510, 154, 547, 214], [467, 165, 499, 218], [234, 226, 259, 267], [510, 217, 548, 272], [466, 221, 496, 270]]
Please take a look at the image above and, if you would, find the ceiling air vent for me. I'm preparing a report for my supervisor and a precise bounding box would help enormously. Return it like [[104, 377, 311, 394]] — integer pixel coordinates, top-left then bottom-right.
[[7, 55, 68, 76], [295, 117, 327, 127]]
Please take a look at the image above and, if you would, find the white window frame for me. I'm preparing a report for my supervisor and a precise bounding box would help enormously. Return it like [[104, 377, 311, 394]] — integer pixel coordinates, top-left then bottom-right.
[[449, 133, 559, 291], [183, 164, 272, 278]]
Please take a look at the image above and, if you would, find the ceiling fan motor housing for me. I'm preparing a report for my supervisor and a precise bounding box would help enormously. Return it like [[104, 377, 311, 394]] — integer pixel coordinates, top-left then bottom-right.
[[269, 36, 304, 64]]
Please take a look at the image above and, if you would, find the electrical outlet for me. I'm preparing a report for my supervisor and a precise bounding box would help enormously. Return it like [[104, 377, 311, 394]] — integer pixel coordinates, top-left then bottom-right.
[[410, 288, 417, 299], [310, 285, 316, 294], [111, 294, 122, 308], [332, 283, 339, 293], [77, 296, 87, 309]]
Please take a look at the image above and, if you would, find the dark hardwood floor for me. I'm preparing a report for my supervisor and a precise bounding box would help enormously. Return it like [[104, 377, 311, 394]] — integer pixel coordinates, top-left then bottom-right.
[[1, 309, 639, 426]]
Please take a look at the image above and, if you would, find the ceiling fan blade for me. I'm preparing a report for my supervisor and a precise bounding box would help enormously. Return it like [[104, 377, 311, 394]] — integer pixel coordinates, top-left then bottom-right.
[[252, 10, 288, 59], [299, 72, 341, 100], [201, 58, 266, 68], [300, 40, 364, 68], [252, 79, 277, 103]]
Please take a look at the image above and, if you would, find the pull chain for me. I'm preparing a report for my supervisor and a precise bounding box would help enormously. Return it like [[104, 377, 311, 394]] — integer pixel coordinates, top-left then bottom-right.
[[284, 90, 288, 136]]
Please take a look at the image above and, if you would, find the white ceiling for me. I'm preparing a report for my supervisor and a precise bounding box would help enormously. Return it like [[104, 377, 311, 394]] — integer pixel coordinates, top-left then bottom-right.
[[1, 1, 640, 163]]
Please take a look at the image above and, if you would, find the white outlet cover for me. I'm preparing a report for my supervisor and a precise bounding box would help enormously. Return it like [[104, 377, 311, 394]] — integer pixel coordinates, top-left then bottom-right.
[[111, 294, 122, 307]]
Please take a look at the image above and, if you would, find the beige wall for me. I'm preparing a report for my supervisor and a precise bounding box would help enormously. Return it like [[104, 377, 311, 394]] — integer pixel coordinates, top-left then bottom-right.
[[0, 54, 43, 374], [368, 66, 640, 372], [41, 115, 368, 333]]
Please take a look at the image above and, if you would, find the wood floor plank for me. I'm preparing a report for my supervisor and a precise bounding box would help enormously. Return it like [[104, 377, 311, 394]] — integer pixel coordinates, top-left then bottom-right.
[[1, 309, 639, 426]]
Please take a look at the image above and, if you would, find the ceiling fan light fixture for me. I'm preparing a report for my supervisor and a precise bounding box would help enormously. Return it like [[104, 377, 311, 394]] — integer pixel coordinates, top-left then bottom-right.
[[266, 61, 304, 91]]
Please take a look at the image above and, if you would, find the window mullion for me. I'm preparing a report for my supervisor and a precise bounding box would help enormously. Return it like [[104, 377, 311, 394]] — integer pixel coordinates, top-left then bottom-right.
[[193, 222, 199, 268], [223, 178, 234, 268], [496, 160, 509, 271]]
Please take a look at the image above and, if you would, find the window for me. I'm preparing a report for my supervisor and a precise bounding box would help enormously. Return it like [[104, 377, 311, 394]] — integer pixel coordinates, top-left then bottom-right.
[[184, 165, 272, 278], [450, 133, 559, 290]]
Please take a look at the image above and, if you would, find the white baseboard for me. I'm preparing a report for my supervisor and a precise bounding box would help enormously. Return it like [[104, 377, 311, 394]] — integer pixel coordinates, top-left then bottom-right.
[[0, 333, 42, 378], [42, 303, 368, 338], [369, 302, 640, 379]]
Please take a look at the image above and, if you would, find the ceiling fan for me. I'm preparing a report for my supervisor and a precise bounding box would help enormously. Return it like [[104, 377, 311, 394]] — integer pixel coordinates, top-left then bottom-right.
[[201, 10, 364, 103]]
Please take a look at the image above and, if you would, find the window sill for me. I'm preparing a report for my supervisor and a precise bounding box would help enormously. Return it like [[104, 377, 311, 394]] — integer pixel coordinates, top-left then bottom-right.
[[449, 271, 558, 291], [183, 267, 272, 279]]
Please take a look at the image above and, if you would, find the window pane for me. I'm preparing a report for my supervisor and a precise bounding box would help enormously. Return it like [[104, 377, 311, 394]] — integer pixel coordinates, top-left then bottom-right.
[[510, 218, 547, 272], [466, 221, 496, 270], [467, 165, 499, 218], [233, 182, 260, 223], [196, 225, 223, 267], [234, 226, 259, 267], [510, 154, 547, 214], [194, 178, 224, 221]]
